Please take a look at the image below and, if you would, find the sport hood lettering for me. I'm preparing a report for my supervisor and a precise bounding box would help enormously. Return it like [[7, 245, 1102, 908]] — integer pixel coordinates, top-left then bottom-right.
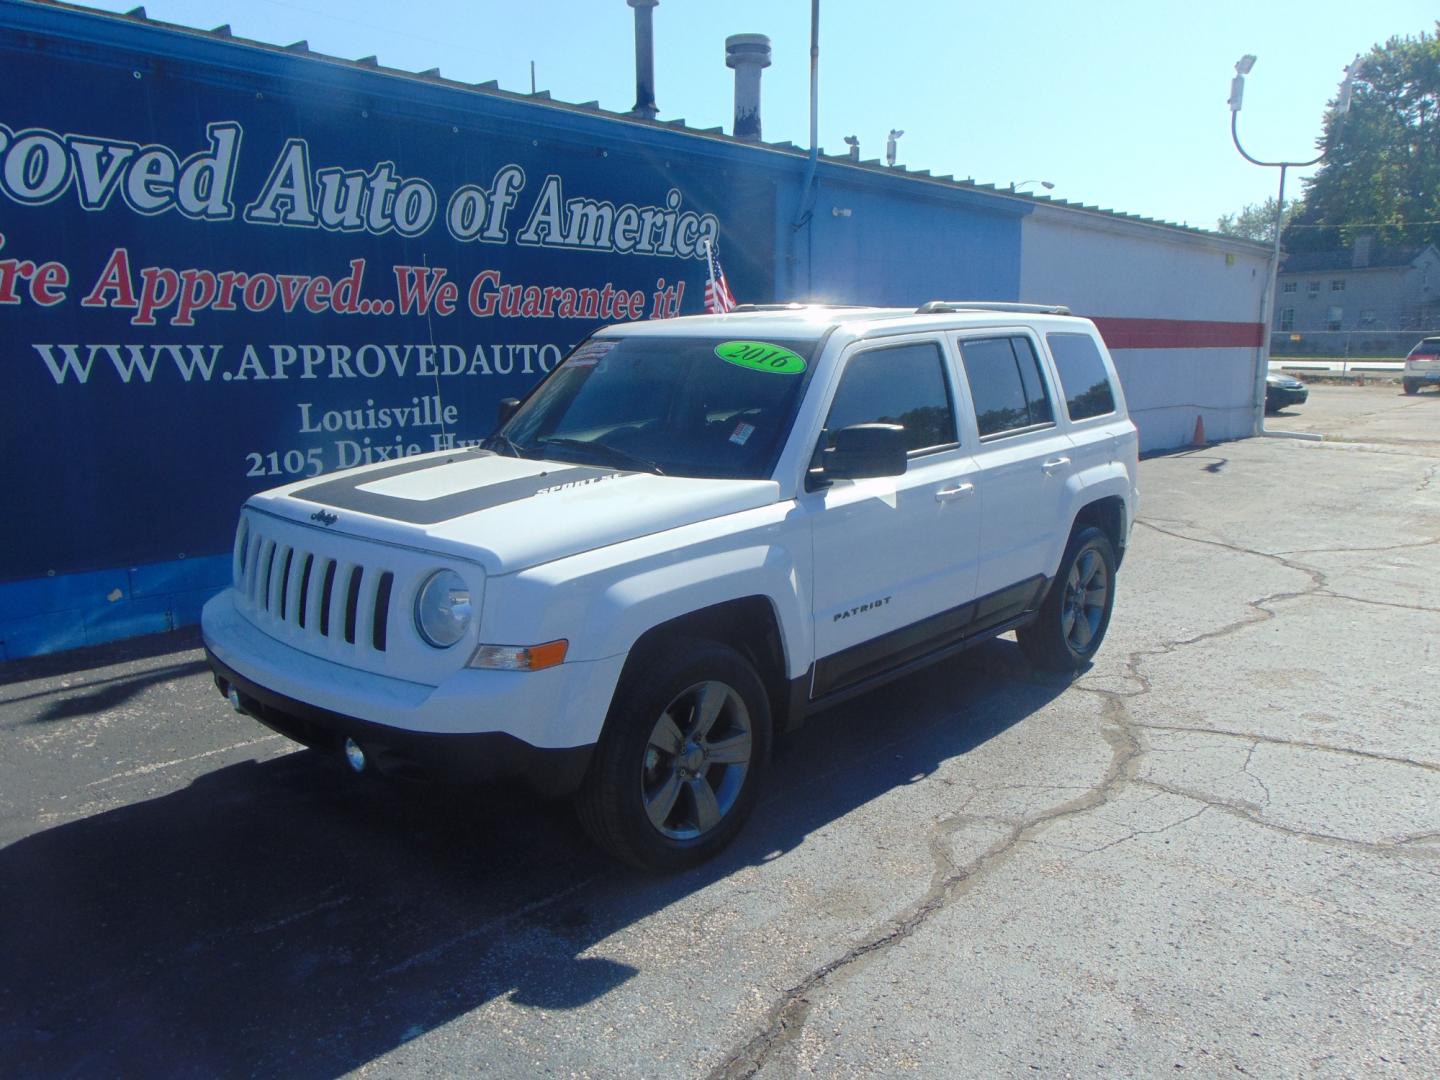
[[293, 455, 620, 525]]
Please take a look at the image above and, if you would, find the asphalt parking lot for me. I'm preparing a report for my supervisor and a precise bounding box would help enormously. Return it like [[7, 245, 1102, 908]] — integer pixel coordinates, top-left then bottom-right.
[[2, 381, 1437, 1078]]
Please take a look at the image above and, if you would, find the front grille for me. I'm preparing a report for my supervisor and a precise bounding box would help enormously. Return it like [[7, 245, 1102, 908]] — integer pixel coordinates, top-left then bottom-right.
[[233, 515, 396, 655]]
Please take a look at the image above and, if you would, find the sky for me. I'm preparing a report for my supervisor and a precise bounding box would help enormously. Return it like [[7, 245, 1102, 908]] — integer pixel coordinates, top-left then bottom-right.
[[73, 0, 1437, 232]]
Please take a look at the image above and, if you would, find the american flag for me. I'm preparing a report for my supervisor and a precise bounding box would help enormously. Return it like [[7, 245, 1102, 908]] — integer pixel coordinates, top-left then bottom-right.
[[703, 238, 737, 314]]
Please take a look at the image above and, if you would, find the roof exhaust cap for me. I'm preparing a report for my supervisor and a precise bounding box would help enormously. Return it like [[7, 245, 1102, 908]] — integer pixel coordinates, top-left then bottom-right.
[[628, 0, 659, 120], [726, 34, 772, 141]]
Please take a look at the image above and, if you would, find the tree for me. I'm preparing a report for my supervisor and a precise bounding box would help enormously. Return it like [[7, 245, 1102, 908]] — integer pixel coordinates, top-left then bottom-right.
[[1216, 197, 1302, 243], [1284, 24, 1440, 252]]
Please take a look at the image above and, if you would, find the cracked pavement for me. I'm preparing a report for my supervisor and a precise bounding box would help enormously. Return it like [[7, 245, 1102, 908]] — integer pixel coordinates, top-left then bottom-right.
[[3, 383, 1438, 1077]]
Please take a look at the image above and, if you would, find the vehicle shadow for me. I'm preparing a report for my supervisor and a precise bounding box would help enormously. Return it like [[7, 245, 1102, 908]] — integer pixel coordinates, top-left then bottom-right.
[[0, 627, 205, 687], [4, 659, 213, 725], [0, 639, 1068, 1077]]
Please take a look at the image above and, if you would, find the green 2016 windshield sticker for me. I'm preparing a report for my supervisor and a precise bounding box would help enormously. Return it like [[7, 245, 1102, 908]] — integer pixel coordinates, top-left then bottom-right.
[[715, 340, 807, 375]]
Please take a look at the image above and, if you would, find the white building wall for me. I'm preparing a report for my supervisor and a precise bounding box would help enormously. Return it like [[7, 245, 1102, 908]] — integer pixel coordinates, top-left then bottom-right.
[[1019, 206, 1271, 451]]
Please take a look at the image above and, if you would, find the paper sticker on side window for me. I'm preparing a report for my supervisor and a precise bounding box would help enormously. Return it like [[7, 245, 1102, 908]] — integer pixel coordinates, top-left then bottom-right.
[[567, 340, 618, 368], [715, 341, 807, 375]]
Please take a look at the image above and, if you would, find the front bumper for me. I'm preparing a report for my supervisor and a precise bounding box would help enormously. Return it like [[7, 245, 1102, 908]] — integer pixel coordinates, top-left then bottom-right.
[[202, 589, 625, 795], [209, 650, 592, 796]]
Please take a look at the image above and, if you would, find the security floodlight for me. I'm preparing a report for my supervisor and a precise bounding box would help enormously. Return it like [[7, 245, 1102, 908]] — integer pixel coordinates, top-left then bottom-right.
[[1229, 55, 1257, 112], [885, 129, 904, 167], [1336, 55, 1362, 115], [844, 134, 859, 161]]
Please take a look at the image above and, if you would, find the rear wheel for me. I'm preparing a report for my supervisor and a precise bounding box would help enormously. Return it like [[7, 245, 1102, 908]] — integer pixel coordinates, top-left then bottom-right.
[[1403, 378, 1419, 395], [577, 638, 771, 870], [1017, 526, 1118, 672]]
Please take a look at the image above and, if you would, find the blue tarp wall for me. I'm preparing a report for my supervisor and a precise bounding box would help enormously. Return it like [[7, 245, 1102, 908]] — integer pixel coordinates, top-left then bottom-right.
[[0, 0, 1024, 659]]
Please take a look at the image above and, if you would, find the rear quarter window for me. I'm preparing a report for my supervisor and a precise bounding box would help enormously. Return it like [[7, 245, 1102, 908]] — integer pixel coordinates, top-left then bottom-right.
[[1046, 333, 1117, 421]]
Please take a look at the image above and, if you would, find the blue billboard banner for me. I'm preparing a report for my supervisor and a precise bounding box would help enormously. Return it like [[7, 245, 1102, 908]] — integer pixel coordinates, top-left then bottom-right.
[[0, 3, 776, 592]]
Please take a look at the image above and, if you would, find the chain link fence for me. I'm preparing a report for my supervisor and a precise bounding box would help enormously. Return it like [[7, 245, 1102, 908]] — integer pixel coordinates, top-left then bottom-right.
[[1271, 329, 1440, 360]]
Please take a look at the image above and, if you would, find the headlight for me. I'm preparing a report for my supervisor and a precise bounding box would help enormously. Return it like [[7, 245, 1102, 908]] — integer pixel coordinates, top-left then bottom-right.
[[414, 569, 473, 648]]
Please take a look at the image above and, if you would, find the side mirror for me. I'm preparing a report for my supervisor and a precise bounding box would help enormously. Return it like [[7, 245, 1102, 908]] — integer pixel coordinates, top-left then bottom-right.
[[822, 423, 907, 480], [495, 397, 522, 430]]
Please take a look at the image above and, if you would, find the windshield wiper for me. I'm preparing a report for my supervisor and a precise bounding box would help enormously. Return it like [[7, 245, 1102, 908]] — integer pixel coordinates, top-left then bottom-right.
[[480, 432, 525, 457], [535, 437, 666, 476]]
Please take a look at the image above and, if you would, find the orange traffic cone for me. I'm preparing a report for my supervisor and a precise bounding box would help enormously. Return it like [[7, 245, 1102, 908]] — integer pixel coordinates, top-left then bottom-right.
[[1192, 414, 1206, 446]]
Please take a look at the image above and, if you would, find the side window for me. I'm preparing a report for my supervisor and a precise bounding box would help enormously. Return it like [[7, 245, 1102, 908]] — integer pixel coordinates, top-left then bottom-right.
[[1013, 338, 1054, 426], [1046, 332, 1117, 421], [959, 336, 1055, 439], [824, 341, 956, 454]]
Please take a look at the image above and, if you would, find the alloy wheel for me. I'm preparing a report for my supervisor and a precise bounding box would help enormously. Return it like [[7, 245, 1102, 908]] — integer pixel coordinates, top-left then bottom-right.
[[1061, 547, 1110, 653], [641, 680, 753, 840]]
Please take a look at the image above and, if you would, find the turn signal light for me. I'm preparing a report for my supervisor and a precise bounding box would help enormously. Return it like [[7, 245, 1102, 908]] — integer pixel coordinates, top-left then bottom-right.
[[468, 639, 569, 671]]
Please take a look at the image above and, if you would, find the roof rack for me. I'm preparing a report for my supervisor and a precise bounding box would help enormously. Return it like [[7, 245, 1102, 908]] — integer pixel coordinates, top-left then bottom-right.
[[728, 302, 871, 313], [916, 301, 1073, 316]]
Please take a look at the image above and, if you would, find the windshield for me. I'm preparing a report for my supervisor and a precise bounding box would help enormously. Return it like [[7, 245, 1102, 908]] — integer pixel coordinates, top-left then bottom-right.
[[493, 335, 823, 479]]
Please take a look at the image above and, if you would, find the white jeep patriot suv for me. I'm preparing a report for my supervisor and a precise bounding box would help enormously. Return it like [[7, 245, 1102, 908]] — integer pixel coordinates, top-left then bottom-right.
[[203, 302, 1139, 869]]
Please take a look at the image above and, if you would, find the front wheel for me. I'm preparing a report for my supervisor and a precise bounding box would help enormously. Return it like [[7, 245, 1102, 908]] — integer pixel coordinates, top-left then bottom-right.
[[1017, 526, 1118, 672], [577, 638, 771, 871]]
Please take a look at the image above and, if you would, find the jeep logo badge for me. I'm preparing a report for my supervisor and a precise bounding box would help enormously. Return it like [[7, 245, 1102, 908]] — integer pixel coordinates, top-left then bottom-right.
[[310, 509, 338, 527]]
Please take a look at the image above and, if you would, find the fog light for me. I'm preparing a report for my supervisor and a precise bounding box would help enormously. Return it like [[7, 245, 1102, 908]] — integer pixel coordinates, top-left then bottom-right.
[[343, 738, 367, 773]]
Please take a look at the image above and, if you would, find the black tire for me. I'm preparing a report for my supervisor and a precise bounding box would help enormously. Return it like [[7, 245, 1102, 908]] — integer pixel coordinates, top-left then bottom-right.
[[1017, 526, 1118, 672], [1403, 378, 1419, 395], [577, 637, 772, 871]]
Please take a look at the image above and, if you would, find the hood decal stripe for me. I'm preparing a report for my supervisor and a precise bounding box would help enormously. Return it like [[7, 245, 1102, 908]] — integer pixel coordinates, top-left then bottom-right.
[[293, 456, 615, 525]]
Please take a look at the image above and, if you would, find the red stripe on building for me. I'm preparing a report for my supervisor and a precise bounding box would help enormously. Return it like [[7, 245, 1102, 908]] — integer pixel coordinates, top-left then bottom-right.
[[1090, 317, 1264, 350]]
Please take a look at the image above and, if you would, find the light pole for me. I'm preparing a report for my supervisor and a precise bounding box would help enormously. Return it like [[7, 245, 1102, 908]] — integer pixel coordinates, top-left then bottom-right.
[[1229, 54, 1359, 435], [1009, 179, 1055, 193]]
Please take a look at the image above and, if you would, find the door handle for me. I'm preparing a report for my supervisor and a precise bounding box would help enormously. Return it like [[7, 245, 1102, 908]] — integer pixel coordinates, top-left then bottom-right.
[[935, 482, 975, 502], [1042, 456, 1071, 473]]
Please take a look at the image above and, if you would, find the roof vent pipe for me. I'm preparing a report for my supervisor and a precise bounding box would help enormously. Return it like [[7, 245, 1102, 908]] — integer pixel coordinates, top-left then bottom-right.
[[627, 0, 659, 120], [726, 34, 771, 140]]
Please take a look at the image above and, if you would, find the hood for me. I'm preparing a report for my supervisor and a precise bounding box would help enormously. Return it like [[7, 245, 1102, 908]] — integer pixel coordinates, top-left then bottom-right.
[[249, 450, 781, 575]]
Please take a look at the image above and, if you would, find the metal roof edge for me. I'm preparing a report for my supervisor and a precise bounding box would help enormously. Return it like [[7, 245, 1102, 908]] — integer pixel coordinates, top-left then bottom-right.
[[1024, 199, 1270, 251], [17, 0, 1236, 243]]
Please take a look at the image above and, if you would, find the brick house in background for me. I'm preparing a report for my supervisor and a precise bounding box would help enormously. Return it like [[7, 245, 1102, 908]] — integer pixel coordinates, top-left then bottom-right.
[[1275, 236, 1440, 332]]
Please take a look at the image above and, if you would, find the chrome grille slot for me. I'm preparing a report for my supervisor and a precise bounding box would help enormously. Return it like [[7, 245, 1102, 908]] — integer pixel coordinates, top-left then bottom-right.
[[319, 559, 338, 638], [266, 544, 289, 615], [246, 532, 263, 596], [343, 566, 363, 645], [281, 547, 301, 623], [298, 553, 315, 629], [253, 539, 275, 609], [372, 572, 394, 652], [233, 518, 250, 585]]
